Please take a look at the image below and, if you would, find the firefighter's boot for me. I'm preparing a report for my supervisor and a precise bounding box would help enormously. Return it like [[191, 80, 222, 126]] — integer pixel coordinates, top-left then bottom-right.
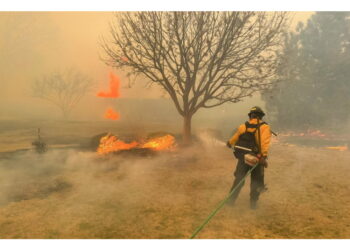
[[250, 200, 258, 210]]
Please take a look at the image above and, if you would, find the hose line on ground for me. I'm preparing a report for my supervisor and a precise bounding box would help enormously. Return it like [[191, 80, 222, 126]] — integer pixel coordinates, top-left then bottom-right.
[[190, 163, 259, 239]]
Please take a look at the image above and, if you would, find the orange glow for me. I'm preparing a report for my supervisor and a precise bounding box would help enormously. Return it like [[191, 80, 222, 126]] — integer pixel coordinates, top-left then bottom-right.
[[325, 146, 348, 151], [280, 129, 327, 138], [97, 134, 176, 155], [97, 134, 138, 155], [308, 130, 326, 137], [141, 135, 176, 151], [104, 108, 120, 120], [121, 56, 128, 62], [97, 72, 120, 98]]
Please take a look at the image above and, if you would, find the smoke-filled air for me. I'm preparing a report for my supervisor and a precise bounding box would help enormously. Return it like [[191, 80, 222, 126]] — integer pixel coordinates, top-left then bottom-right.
[[1, 11, 350, 239]]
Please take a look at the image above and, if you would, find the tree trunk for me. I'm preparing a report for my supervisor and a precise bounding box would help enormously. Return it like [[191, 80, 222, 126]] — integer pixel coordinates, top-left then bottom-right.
[[183, 114, 192, 145], [61, 107, 70, 120]]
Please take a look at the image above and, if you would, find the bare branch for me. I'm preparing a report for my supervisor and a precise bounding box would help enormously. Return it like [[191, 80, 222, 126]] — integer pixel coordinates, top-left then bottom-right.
[[31, 68, 94, 118], [101, 11, 289, 118]]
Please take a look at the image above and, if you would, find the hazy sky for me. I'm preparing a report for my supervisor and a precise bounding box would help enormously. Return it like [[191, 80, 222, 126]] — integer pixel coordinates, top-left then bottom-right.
[[0, 12, 314, 120]]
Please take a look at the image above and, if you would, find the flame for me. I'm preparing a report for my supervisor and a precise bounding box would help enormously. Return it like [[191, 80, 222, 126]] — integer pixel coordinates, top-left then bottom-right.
[[104, 108, 120, 120], [325, 146, 348, 151], [97, 134, 138, 155], [97, 72, 122, 121], [121, 56, 128, 62], [97, 72, 120, 98], [97, 134, 176, 155], [141, 135, 176, 151], [308, 130, 326, 137]]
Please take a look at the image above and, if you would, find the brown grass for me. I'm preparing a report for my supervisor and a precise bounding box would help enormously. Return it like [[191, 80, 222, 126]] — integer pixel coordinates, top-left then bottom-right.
[[0, 139, 350, 239]]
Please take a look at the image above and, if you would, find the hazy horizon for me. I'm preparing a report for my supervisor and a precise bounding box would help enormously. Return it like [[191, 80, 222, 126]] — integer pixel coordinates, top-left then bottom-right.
[[0, 12, 313, 124]]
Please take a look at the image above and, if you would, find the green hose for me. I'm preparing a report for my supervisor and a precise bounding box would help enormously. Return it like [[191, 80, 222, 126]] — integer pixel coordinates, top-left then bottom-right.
[[190, 163, 259, 239]]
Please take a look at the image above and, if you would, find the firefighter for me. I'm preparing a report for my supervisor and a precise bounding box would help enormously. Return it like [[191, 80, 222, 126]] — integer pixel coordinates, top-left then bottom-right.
[[226, 106, 271, 209]]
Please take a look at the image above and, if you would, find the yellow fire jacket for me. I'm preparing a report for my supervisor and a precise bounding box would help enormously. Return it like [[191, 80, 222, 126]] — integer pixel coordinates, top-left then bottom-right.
[[228, 118, 271, 157]]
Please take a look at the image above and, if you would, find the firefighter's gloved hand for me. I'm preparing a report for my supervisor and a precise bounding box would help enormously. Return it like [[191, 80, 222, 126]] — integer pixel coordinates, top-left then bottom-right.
[[259, 156, 268, 168], [226, 141, 232, 148]]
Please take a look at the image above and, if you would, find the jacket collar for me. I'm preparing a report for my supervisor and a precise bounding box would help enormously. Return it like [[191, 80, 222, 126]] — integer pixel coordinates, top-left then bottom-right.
[[249, 118, 263, 124]]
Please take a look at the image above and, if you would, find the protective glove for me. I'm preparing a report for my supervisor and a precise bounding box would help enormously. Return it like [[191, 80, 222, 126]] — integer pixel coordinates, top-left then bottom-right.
[[226, 141, 232, 148], [258, 154, 268, 168]]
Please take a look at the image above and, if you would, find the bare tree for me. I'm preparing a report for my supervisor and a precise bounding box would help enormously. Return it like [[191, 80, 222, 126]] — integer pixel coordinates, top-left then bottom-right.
[[102, 12, 289, 144], [32, 69, 94, 119]]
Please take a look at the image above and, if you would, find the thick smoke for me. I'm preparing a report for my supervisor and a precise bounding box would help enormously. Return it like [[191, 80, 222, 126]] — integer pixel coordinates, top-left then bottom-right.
[[0, 144, 200, 209]]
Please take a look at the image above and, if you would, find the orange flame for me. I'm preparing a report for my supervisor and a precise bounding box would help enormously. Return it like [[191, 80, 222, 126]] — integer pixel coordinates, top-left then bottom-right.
[[104, 108, 120, 120], [97, 134, 138, 155], [141, 135, 176, 151], [97, 134, 176, 155], [97, 72, 120, 98], [121, 56, 128, 62], [325, 146, 348, 151]]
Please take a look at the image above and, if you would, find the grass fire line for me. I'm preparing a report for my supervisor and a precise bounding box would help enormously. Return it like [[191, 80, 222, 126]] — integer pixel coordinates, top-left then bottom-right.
[[97, 134, 176, 154]]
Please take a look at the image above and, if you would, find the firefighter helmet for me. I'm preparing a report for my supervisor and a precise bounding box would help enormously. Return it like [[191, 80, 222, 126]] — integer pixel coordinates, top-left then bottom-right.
[[248, 106, 265, 117]]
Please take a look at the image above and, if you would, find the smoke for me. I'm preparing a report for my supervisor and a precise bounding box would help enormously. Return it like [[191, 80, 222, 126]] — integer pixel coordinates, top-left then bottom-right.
[[2, 11, 348, 239], [1, 130, 350, 238], [0, 149, 85, 205], [0, 145, 199, 212], [0, 128, 234, 213], [196, 130, 226, 148], [0, 12, 312, 122], [0, 135, 230, 239]]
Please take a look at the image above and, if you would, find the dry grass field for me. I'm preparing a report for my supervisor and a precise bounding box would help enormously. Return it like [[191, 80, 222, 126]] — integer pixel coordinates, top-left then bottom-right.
[[0, 120, 350, 239]]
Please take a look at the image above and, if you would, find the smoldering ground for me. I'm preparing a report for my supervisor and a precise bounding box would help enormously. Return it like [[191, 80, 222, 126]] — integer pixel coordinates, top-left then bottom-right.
[[0, 143, 216, 238], [1, 133, 350, 239]]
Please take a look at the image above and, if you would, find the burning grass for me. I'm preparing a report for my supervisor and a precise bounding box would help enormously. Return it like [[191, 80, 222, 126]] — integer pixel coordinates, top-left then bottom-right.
[[274, 129, 349, 152], [97, 133, 176, 155], [1, 126, 350, 239]]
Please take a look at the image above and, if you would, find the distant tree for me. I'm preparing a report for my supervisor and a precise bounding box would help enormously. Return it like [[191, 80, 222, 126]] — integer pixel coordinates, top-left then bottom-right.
[[263, 12, 350, 129], [102, 12, 289, 144], [32, 69, 94, 119]]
